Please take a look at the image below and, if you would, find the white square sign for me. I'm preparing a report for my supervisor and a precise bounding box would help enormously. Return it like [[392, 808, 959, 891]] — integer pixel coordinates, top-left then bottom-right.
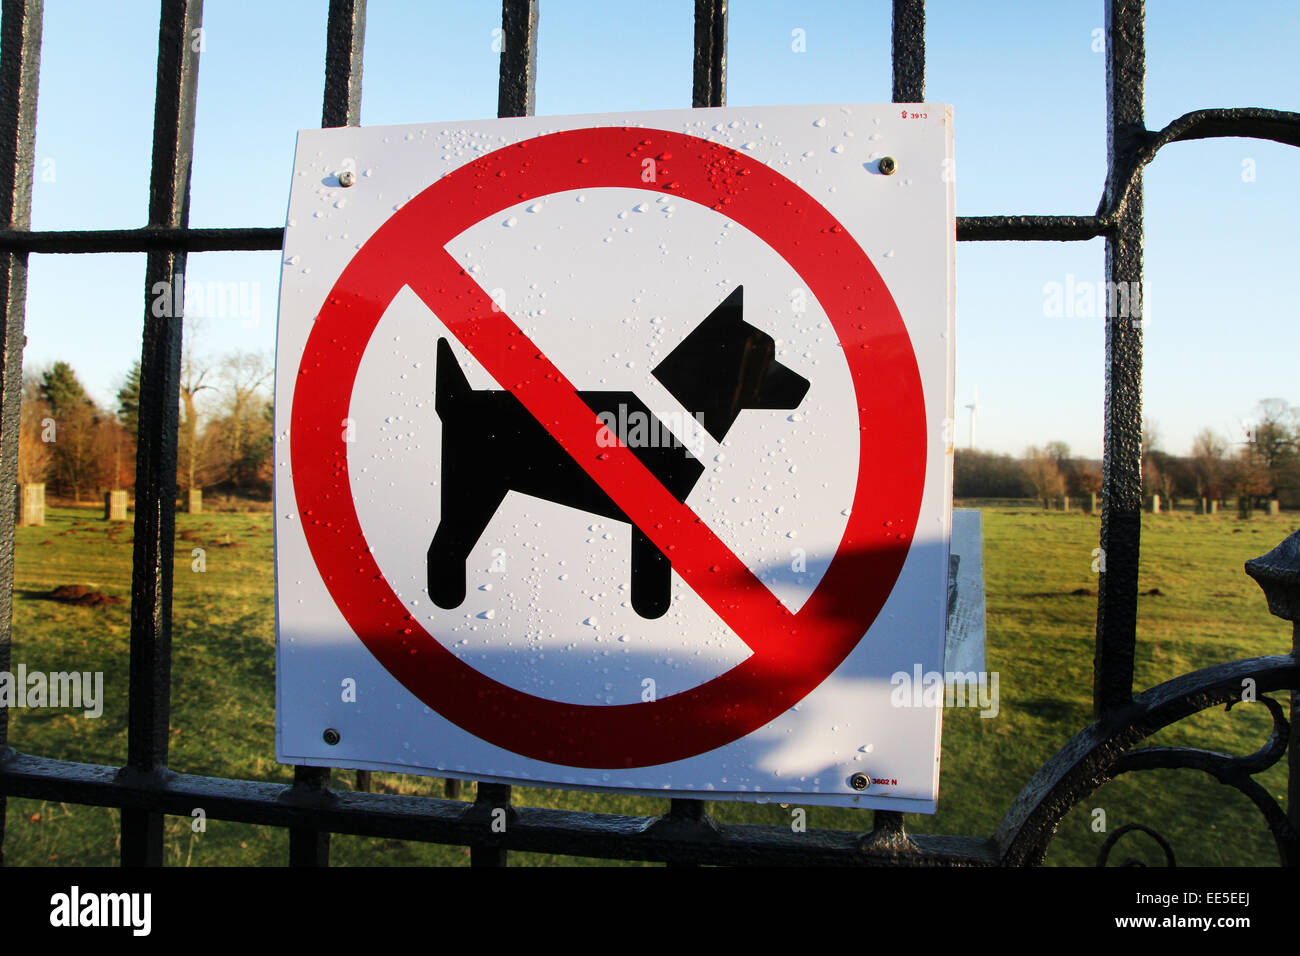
[[275, 103, 955, 811]]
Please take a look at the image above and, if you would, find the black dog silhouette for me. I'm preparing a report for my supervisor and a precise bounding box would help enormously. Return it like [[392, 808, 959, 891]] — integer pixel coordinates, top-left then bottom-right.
[[427, 285, 810, 619]]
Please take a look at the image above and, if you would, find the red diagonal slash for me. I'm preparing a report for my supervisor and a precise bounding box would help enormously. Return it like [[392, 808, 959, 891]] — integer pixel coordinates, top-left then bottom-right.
[[288, 125, 928, 768], [408, 249, 792, 659]]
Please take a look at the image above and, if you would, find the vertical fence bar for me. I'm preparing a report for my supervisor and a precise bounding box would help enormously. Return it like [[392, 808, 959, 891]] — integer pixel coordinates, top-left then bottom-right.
[[288, 765, 332, 866], [469, 783, 511, 867], [662, 798, 712, 868], [692, 0, 726, 108], [497, 0, 537, 119], [891, 0, 925, 103], [880, 0, 926, 850], [122, 0, 202, 867], [322, 0, 365, 129], [0, 0, 41, 869], [465, 1, 539, 866], [1094, 0, 1145, 718], [286, 0, 368, 869], [672, 0, 731, 860]]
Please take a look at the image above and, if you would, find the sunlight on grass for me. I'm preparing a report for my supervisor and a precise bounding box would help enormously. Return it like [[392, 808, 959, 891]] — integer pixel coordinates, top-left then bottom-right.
[[5, 504, 1295, 865]]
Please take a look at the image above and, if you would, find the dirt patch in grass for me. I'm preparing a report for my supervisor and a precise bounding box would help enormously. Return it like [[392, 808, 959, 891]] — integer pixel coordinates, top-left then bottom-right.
[[1028, 586, 1163, 599], [47, 585, 124, 607]]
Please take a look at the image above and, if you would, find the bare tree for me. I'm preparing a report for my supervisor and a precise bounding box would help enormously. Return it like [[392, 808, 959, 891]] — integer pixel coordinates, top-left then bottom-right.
[[1044, 441, 1076, 495], [1140, 417, 1162, 498], [179, 328, 214, 493], [1022, 445, 1064, 509], [1230, 444, 1273, 506], [1073, 459, 1102, 496], [1190, 428, 1228, 500], [17, 373, 53, 484], [1140, 417, 1161, 455], [1244, 398, 1298, 499], [1142, 454, 1164, 498], [217, 350, 273, 490], [1044, 441, 1071, 467]]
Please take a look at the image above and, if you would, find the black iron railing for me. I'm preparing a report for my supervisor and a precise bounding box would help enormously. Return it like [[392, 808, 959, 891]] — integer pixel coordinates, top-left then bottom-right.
[[0, 0, 1296, 867]]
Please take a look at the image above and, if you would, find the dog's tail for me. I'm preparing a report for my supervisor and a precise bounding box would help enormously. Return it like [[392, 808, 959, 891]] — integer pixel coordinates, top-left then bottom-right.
[[435, 337, 471, 414]]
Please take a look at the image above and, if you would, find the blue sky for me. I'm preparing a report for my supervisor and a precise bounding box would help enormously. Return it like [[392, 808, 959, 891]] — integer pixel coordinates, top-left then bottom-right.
[[20, 0, 1300, 459]]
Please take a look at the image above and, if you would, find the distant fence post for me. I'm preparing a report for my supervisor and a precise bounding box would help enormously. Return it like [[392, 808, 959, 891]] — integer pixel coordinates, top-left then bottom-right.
[[16, 482, 43, 526], [104, 489, 128, 520]]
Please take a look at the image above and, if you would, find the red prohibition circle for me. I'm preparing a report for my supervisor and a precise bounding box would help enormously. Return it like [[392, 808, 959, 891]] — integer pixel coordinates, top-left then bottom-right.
[[291, 125, 927, 769]]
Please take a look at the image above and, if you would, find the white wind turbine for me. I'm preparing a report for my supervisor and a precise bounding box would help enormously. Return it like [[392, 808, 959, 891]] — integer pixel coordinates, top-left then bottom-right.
[[965, 387, 980, 450]]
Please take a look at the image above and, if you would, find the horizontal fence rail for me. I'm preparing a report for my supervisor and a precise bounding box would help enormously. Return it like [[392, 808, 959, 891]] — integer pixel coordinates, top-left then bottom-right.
[[0, 0, 1297, 868]]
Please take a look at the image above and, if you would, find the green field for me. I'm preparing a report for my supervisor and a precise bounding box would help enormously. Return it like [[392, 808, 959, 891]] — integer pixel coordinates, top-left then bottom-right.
[[3, 505, 1295, 866]]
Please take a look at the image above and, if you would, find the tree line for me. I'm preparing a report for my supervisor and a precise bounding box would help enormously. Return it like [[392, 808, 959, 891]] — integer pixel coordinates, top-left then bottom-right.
[[956, 399, 1299, 508], [17, 348, 273, 503], [19, 363, 1297, 513]]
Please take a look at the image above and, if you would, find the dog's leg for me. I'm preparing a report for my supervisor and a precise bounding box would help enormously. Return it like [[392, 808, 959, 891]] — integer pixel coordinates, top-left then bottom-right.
[[428, 489, 507, 609], [630, 526, 672, 619]]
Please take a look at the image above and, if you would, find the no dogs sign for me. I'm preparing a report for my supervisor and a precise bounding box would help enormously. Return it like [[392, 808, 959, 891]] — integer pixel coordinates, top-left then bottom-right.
[[275, 104, 955, 811]]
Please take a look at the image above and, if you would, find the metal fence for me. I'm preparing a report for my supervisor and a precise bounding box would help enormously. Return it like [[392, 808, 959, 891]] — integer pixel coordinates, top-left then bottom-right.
[[0, 0, 1296, 867]]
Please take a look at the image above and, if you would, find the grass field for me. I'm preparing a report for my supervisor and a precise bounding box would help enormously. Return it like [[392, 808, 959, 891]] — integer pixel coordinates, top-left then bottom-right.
[[3, 504, 1295, 866]]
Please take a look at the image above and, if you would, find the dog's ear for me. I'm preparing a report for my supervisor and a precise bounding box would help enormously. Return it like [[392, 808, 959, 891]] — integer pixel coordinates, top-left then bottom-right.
[[436, 337, 471, 413], [652, 287, 744, 439], [653, 286, 809, 440]]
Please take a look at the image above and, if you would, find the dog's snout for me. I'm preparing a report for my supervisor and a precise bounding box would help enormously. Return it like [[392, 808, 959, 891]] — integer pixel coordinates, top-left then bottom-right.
[[757, 355, 810, 410]]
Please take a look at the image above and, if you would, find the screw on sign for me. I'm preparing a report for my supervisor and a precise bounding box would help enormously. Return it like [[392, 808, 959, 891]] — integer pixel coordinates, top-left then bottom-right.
[[276, 106, 955, 809]]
